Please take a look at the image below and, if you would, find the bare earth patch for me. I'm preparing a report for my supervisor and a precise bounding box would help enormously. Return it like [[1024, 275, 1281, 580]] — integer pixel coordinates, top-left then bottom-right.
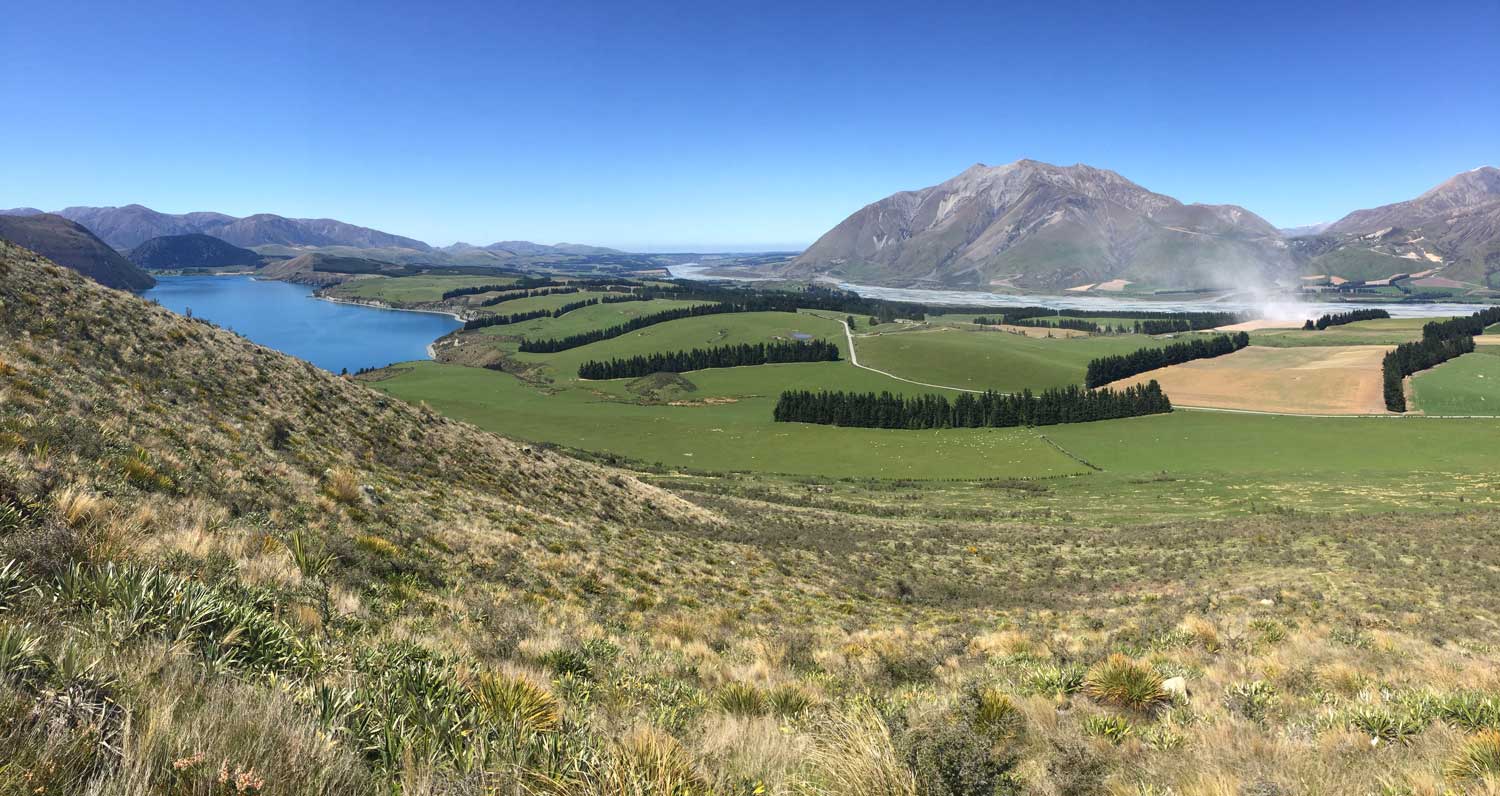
[[977, 323, 1091, 339], [1109, 345, 1393, 414], [1215, 319, 1307, 332]]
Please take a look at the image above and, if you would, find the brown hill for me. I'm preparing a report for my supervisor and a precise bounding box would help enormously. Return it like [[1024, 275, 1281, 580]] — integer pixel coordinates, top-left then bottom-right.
[[0, 213, 156, 289]]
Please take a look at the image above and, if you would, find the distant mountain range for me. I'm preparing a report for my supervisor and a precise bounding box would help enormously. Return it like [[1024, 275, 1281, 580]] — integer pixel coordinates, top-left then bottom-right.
[[788, 161, 1500, 293], [0, 214, 156, 290], [0, 205, 430, 251], [0, 205, 625, 262]]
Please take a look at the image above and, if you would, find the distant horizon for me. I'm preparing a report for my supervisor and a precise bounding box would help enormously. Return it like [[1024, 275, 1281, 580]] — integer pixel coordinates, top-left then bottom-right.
[[9, 156, 1497, 254], [4, 0, 1496, 248]]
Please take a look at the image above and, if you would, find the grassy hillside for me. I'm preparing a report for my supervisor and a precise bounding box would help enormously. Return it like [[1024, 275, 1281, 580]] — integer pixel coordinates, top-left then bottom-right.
[[9, 241, 1500, 794]]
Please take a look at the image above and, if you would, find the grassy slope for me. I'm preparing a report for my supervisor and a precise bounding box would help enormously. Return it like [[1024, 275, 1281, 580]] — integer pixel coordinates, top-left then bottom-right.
[[10, 245, 1500, 794]]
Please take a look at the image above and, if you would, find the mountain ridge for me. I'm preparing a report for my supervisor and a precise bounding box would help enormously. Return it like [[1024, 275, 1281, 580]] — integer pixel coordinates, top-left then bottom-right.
[[787, 159, 1294, 290], [0, 213, 156, 290]]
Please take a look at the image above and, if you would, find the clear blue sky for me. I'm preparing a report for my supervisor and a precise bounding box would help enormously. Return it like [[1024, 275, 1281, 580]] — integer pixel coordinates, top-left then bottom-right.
[[2, 0, 1496, 251]]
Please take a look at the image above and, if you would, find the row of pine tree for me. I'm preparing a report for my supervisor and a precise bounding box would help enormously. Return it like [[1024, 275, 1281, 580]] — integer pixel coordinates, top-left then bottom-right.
[[1084, 333, 1249, 388], [772, 382, 1171, 429], [578, 339, 838, 379]]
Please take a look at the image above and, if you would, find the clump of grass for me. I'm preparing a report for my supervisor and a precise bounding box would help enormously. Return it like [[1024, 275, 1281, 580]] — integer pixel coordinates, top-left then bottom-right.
[[120, 447, 172, 491], [1345, 705, 1426, 746], [715, 681, 767, 717], [1446, 730, 1500, 781], [475, 671, 560, 735], [973, 687, 1025, 739], [805, 708, 916, 796], [53, 487, 108, 530], [321, 468, 363, 505], [1084, 655, 1169, 712], [1083, 713, 1134, 744], [767, 683, 814, 719], [1023, 663, 1085, 697], [354, 533, 399, 558]]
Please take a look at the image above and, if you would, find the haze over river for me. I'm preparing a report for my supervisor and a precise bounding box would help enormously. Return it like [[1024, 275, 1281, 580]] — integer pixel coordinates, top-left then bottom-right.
[[666, 263, 1491, 319]]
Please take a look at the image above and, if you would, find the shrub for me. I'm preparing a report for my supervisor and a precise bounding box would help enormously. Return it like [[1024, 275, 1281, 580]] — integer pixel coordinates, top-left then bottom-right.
[[1446, 730, 1500, 781], [1084, 655, 1169, 712], [1223, 680, 1277, 723], [900, 715, 1022, 796]]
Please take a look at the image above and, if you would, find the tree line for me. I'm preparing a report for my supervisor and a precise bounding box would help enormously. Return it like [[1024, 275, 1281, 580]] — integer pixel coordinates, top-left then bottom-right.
[[773, 381, 1172, 429], [1010, 318, 1104, 333], [1084, 332, 1249, 388], [1381, 306, 1500, 411], [998, 307, 1245, 328], [440, 276, 563, 300], [1303, 308, 1390, 330], [477, 286, 579, 307], [517, 302, 742, 351], [1422, 306, 1500, 341], [461, 294, 648, 331], [578, 339, 839, 379]]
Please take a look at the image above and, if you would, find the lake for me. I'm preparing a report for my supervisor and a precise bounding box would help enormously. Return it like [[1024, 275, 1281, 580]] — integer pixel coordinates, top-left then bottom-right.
[[144, 275, 461, 373]]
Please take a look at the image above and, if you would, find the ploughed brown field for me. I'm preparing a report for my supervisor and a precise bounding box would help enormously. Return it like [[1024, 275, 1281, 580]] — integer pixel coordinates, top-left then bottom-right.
[[1109, 344, 1393, 414]]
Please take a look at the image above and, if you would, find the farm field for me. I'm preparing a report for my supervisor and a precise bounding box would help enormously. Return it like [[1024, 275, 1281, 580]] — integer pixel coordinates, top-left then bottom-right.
[[473, 297, 713, 341], [851, 326, 1194, 392], [1110, 345, 1392, 414], [1412, 344, 1500, 416], [370, 360, 1086, 479], [1250, 316, 1430, 347], [324, 274, 517, 303]]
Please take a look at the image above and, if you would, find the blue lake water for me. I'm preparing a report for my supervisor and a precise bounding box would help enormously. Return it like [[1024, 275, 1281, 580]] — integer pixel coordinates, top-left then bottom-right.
[[144, 275, 461, 373]]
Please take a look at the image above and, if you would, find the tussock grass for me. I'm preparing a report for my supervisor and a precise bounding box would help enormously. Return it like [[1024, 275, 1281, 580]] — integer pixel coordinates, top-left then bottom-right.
[[6, 243, 1500, 793]]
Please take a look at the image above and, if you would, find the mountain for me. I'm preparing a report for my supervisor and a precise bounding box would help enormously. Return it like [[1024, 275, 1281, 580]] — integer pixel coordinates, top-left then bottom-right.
[[0, 212, 156, 289], [1292, 167, 1500, 287], [787, 160, 1294, 290], [1279, 222, 1332, 237], [30, 204, 431, 251], [443, 240, 626, 257], [127, 233, 263, 269], [258, 251, 409, 286]]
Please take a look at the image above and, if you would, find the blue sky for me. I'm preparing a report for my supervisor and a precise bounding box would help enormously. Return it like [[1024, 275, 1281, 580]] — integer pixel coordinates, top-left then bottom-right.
[[2, 0, 1496, 251]]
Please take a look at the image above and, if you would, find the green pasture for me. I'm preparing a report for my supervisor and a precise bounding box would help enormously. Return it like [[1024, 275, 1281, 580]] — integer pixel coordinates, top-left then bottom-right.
[[1250, 316, 1435, 347], [328, 275, 517, 303], [1412, 346, 1500, 416], [852, 327, 1191, 391], [475, 298, 714, 343]]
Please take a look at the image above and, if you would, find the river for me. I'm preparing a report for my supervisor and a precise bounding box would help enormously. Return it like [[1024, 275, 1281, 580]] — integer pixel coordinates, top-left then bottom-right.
[[144, 275, 461, 373], [665, 263, 1491, 319]]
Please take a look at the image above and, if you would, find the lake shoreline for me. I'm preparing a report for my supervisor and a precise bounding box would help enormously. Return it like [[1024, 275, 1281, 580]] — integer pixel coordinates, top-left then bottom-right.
[[312, 292, 468, 322], [145, 275, 460, 373]]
